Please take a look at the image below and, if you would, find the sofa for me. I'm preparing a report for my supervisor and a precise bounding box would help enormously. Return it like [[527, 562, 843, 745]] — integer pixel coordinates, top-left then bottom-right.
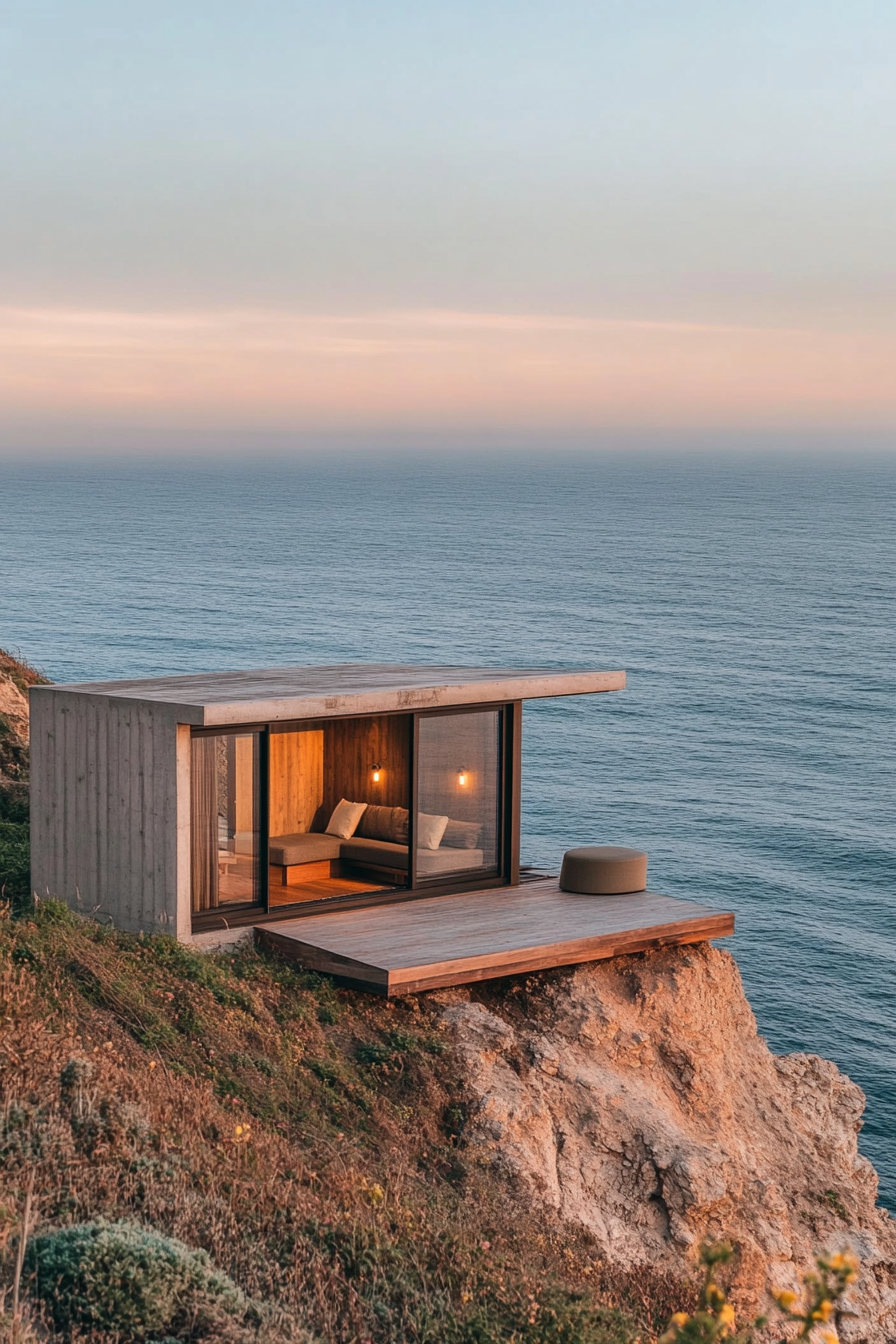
[[269, 802, 486, 882]]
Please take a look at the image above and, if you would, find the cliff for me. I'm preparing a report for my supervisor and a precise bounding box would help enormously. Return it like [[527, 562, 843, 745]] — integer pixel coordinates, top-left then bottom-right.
[[1, 643, 893, 1341], [437, 945, 896, 1340], [0, 648, 46, 903], [0, 646, 43, 788]]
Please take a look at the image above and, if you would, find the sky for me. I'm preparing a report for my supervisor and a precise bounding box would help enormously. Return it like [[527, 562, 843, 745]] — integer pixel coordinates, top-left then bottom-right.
[[1, 0, 895, 450]]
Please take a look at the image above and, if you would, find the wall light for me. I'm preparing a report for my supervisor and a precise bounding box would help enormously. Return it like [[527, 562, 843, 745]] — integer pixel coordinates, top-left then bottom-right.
[[372, 764, 382, 783], [457, 768, 468, 788]]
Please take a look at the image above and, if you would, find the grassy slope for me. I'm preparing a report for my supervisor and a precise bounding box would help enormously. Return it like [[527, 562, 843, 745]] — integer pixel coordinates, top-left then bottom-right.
[[0, 648, 47, 899], [0, 903, 695, 1343]]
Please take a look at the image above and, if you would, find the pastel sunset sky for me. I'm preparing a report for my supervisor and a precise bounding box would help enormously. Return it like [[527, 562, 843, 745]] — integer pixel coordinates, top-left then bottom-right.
[[2, 1, 894, 450]]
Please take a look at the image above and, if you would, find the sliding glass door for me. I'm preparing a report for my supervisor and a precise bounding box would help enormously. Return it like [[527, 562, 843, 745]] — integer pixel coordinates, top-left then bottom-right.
[[190, 703, 516, 928], [190, 730, 264, 914], [415, 708, 502, 883]]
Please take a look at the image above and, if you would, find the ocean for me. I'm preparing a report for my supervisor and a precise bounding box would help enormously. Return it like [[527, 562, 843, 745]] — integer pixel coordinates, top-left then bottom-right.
[[1, 449, 893, 1205]]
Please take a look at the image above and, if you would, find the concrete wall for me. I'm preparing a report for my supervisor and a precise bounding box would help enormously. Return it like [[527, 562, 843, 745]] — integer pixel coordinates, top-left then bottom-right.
[[30, 688, 188, 936]]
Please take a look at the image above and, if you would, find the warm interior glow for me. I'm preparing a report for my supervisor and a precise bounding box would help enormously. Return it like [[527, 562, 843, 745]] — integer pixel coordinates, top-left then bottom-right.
[[457, 769, 467, 787], [372, 766, 382, 783]]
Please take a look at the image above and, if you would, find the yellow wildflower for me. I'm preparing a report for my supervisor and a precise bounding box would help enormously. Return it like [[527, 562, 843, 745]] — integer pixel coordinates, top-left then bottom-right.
[[827, 1250, 859, 1283], [818, 1332, 838, 1344], [813, 1300, 834, 1323], [659, 1317, 689, 1344], [718, 1302, 736, 1331], [774, 1290, 798, 1311], [367, 1183, 385, 1205]]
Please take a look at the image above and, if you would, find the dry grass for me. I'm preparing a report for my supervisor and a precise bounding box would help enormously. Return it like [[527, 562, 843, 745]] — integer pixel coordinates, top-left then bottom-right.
[[0, 901, 696, 1342], [0, 648, 49, 695]]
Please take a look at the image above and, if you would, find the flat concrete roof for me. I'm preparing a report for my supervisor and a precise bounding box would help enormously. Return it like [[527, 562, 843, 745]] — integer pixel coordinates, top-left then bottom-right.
[[33, 663, 626, 727]]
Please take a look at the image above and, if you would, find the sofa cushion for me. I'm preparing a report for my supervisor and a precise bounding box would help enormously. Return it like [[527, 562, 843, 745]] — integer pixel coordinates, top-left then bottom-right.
[[417, 848, 485, 875], [269, 832, 343, 866], [356, 804, 409, 845], [340, 837, 409, 871], [340, 838, 487, 877]]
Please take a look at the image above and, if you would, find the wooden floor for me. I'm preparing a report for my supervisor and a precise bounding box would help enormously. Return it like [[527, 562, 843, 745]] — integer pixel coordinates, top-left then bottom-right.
[[254, 878, 735, 996], [268, 873, 389, 906]]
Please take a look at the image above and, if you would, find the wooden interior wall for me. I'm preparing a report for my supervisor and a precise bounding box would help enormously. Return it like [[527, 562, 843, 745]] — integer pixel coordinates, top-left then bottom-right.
[[234, 735, 257, 839], [317, 715, 411, 829], [269, 729, 324, 838]]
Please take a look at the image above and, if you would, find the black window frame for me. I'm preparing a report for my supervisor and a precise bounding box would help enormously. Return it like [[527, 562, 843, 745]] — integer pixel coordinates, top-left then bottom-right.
[[189, 723, 269, 923], [189, 700, 521, 933]]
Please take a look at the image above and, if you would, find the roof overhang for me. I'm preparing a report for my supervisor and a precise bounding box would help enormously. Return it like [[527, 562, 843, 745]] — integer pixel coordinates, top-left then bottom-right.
[[32, 663, 626, 728]]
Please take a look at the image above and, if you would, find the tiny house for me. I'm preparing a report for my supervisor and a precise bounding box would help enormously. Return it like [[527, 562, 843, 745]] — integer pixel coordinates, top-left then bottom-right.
[[30, 664, 733, 994]]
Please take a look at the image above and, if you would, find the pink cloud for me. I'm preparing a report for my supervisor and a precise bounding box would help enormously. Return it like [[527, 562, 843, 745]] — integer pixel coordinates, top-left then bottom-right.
[[1, 306, 894, 435]]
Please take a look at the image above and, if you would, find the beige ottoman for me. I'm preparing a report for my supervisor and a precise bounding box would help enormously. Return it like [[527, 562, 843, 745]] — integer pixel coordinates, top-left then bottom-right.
[[559, 845, 648, 895]]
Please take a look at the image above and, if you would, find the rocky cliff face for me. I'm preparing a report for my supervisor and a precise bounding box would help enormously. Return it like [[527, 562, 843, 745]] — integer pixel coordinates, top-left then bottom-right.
[[435, 945, 896, 1342], [0, 647, 45, 787]]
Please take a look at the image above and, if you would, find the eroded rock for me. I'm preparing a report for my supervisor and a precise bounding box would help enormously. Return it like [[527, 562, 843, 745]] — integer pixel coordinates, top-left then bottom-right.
[[437, 944, 896, 1341]]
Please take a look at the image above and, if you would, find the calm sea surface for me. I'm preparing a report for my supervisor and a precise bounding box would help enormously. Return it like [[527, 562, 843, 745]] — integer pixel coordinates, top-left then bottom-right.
[[0, 451, 893, 1205]]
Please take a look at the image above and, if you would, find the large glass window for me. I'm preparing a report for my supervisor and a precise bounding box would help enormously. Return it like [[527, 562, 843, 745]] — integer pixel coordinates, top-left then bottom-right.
[[191, 731, 262, 912], [416, 709, 501, 881]]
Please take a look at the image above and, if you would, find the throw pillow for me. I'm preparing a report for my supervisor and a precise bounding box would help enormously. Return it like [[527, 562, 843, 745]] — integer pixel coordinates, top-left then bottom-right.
[[325, 799, 368, 839], [416, 811, 449, 850], [443, 819, 482, 849], [357, 805, 409, 845]]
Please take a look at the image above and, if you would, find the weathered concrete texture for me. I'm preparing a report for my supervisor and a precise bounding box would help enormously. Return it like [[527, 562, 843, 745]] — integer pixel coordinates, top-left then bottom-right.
[[40, 663, 626, 727], [191, 925, 253, 952], [30, 689, 182, 934], [436, 945, 896, 1342]]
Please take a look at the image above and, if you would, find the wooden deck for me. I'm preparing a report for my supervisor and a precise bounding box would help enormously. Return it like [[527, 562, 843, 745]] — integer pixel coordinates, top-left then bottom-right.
[[254, 878, 735, 996]]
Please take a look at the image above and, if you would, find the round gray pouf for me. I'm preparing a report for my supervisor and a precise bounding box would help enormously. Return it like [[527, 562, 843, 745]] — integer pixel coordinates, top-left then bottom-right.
[[560, 845, 648, 895]]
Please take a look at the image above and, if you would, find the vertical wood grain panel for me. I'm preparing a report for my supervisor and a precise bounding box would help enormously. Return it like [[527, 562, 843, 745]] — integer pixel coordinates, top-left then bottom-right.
[[269, 729, 323, 837], [73, 698, 90, 913], [85, 697, 99, 915], [28, 689, 180, 935], [319, 715, 411, 827], [105, 699, 120, 920], [150, 706, 180, 935], [111, 702, 128, 924], [139, 702, 154, 931], [28, 692, 54, 898], [63, 699, 78, 905], [236, 734, 260, 835]]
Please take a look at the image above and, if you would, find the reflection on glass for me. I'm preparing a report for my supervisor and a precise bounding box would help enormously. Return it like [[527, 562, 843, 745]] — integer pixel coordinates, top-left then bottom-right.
[[191, 732, 261, 911], [416, 710, 500, 880]]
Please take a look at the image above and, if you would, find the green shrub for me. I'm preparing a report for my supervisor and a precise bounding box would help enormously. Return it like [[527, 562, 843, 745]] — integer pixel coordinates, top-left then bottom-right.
[[0, 779, 29, 824], [25, 1219, 254, 1341], [0, 818, 29, 903], [148, 935, 255, 1012]]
